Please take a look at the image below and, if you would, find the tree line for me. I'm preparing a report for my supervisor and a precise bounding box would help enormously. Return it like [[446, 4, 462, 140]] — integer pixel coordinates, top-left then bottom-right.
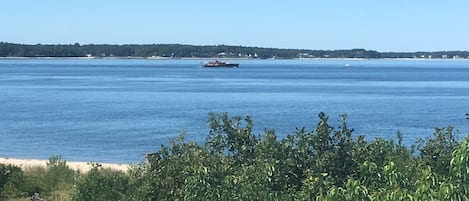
[[1, 112, 468, 200], [1, 42, 469, 59]]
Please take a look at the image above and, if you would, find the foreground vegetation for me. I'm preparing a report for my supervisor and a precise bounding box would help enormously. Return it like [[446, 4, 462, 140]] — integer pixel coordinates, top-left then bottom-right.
[[1, 112, 468, 200], [2, 42, 469, 59]]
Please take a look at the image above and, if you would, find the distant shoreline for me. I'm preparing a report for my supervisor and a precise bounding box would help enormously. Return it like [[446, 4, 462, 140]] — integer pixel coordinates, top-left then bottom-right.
[[2, 42, 469, 60], [1, 56, 468, 61], [0, 157, 130, 172]]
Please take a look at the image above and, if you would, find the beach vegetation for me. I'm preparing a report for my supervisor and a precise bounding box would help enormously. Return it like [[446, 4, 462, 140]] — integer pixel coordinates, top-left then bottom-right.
[[1, 112, 468, 200], [72, 164, 129, 201], [2, 42, 469, 59], [0, 156, 77, 201], [116, 112, 468, 200], [0, 164, 22, 200]]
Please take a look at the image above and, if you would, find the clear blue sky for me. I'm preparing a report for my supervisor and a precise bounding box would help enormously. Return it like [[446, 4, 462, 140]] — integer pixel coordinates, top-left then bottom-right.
[[2, 0, 469, 52]]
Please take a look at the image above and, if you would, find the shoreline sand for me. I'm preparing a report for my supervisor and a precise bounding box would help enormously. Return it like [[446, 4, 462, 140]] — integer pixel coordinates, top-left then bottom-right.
[[0, 157, 130, 172]]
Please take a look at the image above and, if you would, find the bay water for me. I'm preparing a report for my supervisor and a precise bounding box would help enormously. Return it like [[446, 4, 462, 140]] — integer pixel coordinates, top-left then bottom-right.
[[1, 59, 468, 163]]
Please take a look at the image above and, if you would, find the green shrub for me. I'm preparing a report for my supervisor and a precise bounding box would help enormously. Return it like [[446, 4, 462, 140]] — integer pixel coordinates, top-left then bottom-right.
[[2, 112, 469, 200], [417, 126, 459, 177], [44, 155, 77, 191], [0, 156, 77, 200], [72, 166, 129, 201], [0, 164, 23, 200]]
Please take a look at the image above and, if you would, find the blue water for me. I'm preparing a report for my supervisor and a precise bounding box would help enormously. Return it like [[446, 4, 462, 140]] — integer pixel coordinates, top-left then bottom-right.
[[1, 59, 469, 163]]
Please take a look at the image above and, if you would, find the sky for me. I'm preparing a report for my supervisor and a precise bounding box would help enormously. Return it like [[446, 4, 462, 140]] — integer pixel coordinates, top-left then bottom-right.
[[1, 0, 469, 52]]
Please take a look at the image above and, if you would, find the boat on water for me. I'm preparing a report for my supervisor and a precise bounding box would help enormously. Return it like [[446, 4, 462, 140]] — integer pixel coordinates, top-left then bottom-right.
[[203, 60, 239, 68]]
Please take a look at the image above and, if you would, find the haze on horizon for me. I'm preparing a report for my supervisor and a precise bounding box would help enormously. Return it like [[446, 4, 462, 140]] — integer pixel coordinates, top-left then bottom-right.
[[2, 0, 468, 52]]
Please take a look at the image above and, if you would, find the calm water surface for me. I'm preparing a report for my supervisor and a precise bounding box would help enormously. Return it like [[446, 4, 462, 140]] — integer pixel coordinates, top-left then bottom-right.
[[1, 59, 468, 163]]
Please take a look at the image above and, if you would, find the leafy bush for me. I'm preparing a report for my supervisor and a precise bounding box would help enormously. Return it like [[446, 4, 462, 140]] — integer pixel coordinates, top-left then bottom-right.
[[417, 126, 459, 176], [2, 112, 468, 200], [72, 165, 129, 201], [0, 156, 77, 200], [0, 164, 23, 200], [134, 112, 468, 200]]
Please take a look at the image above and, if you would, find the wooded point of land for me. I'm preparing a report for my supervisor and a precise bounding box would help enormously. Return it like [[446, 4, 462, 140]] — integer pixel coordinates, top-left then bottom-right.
[[1, 42, 469, 59]]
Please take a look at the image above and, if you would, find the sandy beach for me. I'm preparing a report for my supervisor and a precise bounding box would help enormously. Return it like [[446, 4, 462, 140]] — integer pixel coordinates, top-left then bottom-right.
[[0, 157, 130, 172]]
